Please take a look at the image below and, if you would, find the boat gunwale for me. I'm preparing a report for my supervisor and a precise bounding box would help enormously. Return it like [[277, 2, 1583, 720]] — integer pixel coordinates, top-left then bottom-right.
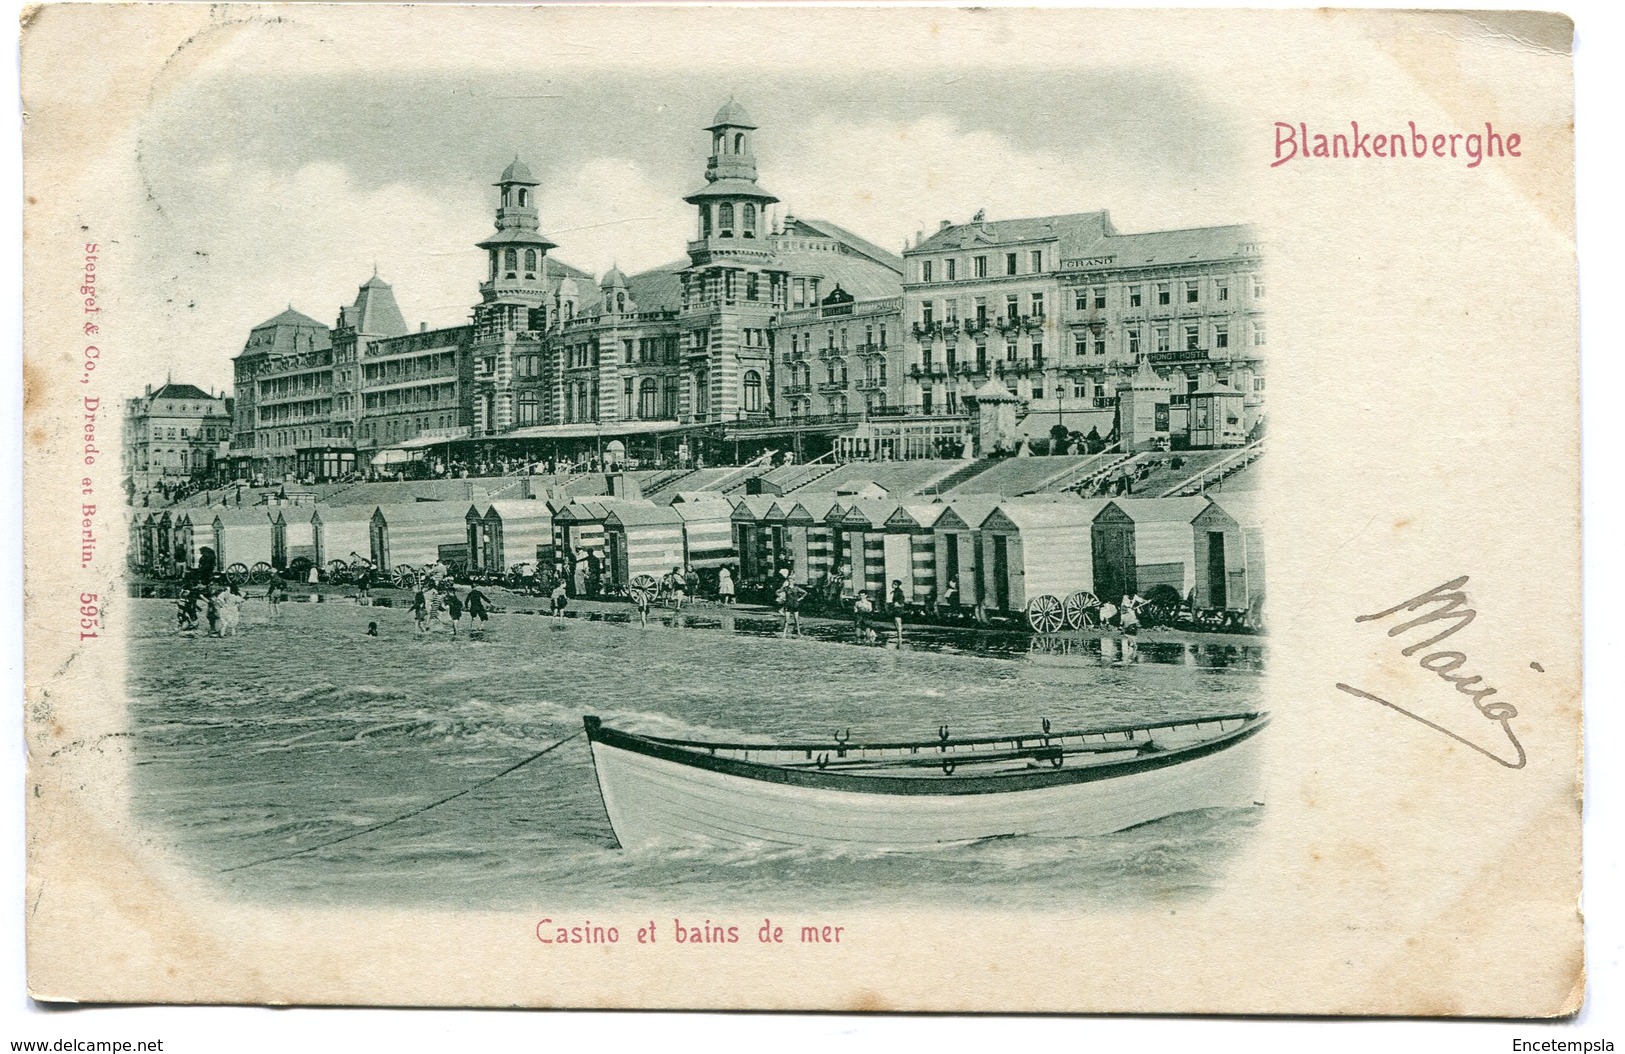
[[583, 713, 1269, 797]]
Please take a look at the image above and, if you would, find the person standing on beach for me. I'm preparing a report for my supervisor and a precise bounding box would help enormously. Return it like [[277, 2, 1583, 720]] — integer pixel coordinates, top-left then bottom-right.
[[266, 578, 287, 620], [889, 579, 907, 646], [219, 583, 245, 637], [466, 585, 490, 627], [853, 590, 873, 641], [445, 586, 464, 637], [411, 586, 429, 632], [205, 586, 224, 637], [550, 579, 569, 616], [781, 579, 806, 638], [717, 566, 735, 606], [684, 565, 700, 603]]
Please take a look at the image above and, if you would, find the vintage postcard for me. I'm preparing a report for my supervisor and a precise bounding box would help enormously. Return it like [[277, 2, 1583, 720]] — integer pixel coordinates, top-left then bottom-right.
[[20, 5, 1581, 1014]]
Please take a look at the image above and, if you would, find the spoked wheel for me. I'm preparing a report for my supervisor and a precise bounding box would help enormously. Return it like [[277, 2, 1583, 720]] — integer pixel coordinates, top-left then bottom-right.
[[249, 561, 274, 584], [1063, 590, 1101, 629], [327, 560, 351, 584], [289, 557, 312, 581], [1139, 585, 1183, 627], [225, 562, 249, 586], [391, 565, 415, 589], [1026, 593, 1065, 633], [628, 573, 658, 605]]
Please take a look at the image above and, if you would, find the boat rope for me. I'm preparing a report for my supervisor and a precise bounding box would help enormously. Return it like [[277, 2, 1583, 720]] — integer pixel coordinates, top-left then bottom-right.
[[218, 729, 587, 874]]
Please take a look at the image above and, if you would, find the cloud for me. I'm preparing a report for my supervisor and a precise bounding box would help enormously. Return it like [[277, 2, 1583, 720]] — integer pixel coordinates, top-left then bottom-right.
[[538, 159, 693, 276]]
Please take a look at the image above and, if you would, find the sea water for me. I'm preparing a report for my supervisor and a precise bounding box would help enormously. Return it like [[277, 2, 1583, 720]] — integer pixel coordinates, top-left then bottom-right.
[[126, 598, 1265, 909]]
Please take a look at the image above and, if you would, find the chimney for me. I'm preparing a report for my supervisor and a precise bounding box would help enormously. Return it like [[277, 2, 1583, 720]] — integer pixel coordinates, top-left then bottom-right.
[[420, 322, 428, 333], [938, 219, 951, 232], [144, 383, 152, 396]]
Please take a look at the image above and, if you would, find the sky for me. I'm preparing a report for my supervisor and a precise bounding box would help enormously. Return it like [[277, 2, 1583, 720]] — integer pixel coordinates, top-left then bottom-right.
[[122, 53, 1250, 395]]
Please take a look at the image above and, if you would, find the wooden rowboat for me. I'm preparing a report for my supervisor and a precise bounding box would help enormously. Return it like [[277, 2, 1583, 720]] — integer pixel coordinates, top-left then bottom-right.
[[583, 711, 1268, 851]]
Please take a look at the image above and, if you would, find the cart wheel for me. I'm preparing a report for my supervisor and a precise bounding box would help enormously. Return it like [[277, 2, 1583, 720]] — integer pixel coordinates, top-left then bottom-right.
[[628, 573, 658, 604], [1140, 585, 1183, 627], [1026, 594, 1065, 634], [249, 561, 273, 584], [225, 562, 249, 586], [1063, 590, 1101, 629], [391, 565, 415, 589], [289, 557, 312, 581], [327, 560, 351, 584]]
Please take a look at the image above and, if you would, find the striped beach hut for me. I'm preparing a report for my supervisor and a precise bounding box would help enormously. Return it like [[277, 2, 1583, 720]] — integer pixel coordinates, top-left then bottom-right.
[[370, 503, 471, 572], [729, 495, 780, 581], [927, 497, 1003, 610], [885, 503, 952, 605], [837, 498, 899, 600], [603, 503, 687, 590], [977, 499, 1112, 626], [780, 493, 842, 587], [310, 504, 378, 572], [1090, 497, 1211, 605], [481, 500, 554, 572], [669, 495, 736, 576], [551, 500, 612, 584], [1191, 494, 1265, 614], [211, 508, 276, 571], [169, 509, 214, 571]]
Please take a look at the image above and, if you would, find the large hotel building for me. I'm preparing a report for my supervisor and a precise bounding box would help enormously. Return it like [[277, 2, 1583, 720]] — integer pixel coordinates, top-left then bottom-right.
[[218, 100, 1265, 481]]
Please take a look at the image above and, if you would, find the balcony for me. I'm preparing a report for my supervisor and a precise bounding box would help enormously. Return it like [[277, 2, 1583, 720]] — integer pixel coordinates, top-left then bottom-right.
[[955, 361, 987, 377], [856, 342, 888, 358], [912, 320, 947, 341], [963, 318, 991, 337], [908, 363, 950, 380], [818, 345, 844, 360], [856, 377, 886, 392], [817, 379, 850, 394], [996, 359, 1039, 376], [782, 383, 813, 397]]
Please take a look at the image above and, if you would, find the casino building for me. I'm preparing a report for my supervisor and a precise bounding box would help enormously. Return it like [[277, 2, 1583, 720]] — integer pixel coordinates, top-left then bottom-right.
[[223, 99, 1264, 480]]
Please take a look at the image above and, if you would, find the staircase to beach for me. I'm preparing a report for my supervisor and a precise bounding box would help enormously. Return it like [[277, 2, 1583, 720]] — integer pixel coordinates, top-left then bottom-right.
[[1158, 440, 1266, 497], [919, 457, 1000, 496]]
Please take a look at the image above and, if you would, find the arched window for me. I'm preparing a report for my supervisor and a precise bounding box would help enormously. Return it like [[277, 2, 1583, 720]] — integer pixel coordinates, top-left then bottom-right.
[[503, 248, 518, 275], [694, 370, 710, 416], [743, 203, 757, 237], [518, 188, 529, 207], [713, 132, 723, 155], [524, 249, 537, 273], [734, 132, 745, 153], [639, 378, 659, 419], [718, 202, 734, 236], [701, 204, 712, 238], [743, 370, 763, 413], [616, 292, 626, 313], [490, 251, 499, 280], [518, 391, 539, 426]]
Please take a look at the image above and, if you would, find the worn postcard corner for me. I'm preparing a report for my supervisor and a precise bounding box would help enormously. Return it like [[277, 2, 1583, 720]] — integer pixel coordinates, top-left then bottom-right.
[[20, 3, 1581, 1016]]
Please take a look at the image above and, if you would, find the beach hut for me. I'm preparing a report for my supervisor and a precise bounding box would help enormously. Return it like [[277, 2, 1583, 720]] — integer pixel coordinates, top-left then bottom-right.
[[168, 509, 213, 571], [271, 508, 321, 575], [837, 499, 899, 600], [310, 504, 378, 573], [370, 503, 471, 573], [729, 495, 780, 581], [669, 495, 736, 577], [1090, 497, 1211, 606], [777, 494, 833, 587], [551, 500, 612, 589], [976, 499, 1111, 627], [211, 508, 276, 573], [1191, 494, 1265, 614], [885, 503, 953, 605], [603, 503, 687, 590], [481, 500, 554, 572]]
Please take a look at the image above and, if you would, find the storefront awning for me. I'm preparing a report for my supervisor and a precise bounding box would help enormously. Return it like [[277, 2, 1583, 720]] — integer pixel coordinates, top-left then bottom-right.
[[501, 421, 692, 440]]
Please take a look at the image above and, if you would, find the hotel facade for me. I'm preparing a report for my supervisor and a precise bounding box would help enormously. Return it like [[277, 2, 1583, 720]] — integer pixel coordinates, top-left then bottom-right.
[[218, 100, 1265, 481]]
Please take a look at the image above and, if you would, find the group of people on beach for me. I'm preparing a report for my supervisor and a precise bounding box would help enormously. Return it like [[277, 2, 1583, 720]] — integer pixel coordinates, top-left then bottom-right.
[[409, 581, 491, 636], [175, 581, 246, 637]]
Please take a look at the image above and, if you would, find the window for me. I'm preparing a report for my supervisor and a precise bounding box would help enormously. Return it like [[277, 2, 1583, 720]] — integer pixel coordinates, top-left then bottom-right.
[[946, 259, 956, 281], [747, 273, 759, 300], [1156, 326, 1171, 353], [793, 278, 806, 308], [1252, 274, 1265, 298], [1094, 337, 1106, 357], [1128, 327, 1142, 356], [1157, 283, 1171, 306], [921, 260, 933, 283], [504, 249, 518, 274], [921, 302, 934, 326], [1185, 325, 1200, 351], [1030, 292, 1045, 317], [701, 204, 712, 238], [1074, 290, 1088, 312], [1216, 325, 1229, 349], [944, 300, 958, 325], [1254, 377, 1266, 392], [974, 297, 987, 323], [921, 390, 933, 415], [974, 256, 988, 278], [1033, 386, 1044, 401], [518, 391, 539, 426], [180, 428, 188, 438], [1005, 252, 1018, 276], [718, 202, 734, 235], [1031, 341, 1044, 365], [1074, 334, 1088, 358], [1186, 281, 1199, 304], [1129, 285, 1143, 308], [640, 378, 659, 418], [743, 203, 757, 237], [1094, 288, 1106, 310], [524, 249, 537, 273], [1005, 294, 1019, 319], [1074, 381, 1088, 398], [1253, 322, 1267, 346], [1005, 341, 1018, 362], [1031, 250, 1043, 273], [1216, 280, 1229, 302]]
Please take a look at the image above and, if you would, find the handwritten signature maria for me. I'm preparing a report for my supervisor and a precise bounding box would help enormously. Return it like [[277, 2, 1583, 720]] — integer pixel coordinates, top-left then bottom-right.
[[1338, 576, 1529, 770]]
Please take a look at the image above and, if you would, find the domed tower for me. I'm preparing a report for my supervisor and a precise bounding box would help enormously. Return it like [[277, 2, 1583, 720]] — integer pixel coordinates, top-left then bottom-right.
[[680, 99, 787, 423], [600, 265, 633, 316], [475, 158, 557, 335]]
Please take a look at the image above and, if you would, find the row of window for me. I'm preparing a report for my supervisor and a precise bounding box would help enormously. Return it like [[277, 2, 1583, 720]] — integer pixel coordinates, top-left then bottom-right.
[[1072, 276, 1264, 311], [363, 352, 458, 385], [258, 399, 333, 424], [145, 426, 223, 441], [699, 201, 761, 240], [358, 413, 460, 442], [362, 382, 458, 412], [786, 324, 892, 355], [918, 249, 1045, 284]]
